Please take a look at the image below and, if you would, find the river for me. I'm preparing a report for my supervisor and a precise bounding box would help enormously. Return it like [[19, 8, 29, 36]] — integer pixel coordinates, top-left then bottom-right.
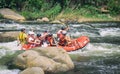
[[0, 21, 120, 74]]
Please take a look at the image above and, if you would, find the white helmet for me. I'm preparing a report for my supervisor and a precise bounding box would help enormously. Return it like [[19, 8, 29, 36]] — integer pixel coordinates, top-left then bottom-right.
[[28, 31, 35, 35], [62, 31, 67, 35]]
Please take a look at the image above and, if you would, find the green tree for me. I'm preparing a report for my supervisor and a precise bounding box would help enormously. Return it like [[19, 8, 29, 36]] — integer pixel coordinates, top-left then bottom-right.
[[107, 0, 120, 15]]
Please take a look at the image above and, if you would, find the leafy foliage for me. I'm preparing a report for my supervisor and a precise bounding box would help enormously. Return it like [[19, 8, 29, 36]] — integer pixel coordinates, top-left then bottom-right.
[[107, 0, 120, 15], [0, 0, 120, 20]]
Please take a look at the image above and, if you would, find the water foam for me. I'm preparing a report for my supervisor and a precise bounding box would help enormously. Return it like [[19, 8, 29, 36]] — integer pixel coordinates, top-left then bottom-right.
[[99, 28, 120, 37], [0, 49, 7, 58], [0, 69, 20, 74], [0, 41, 21, 50], [69, 43, 120, 57]]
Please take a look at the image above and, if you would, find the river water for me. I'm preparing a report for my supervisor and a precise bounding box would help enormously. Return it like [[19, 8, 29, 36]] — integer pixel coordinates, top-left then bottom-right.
[[0, 21, 120, 74]]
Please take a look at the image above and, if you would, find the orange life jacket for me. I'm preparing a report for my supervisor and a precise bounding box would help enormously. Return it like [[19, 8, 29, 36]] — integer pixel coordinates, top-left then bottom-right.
[[34, 37, 42, 47], [46, 36, 55, 46], [27, 36, 35, 49], [57, 30, 62, 38]]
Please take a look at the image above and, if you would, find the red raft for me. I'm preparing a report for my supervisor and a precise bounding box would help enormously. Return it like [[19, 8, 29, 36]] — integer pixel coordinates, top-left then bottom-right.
[[22, 36, 90, 52], [59, 36, 90, 52]]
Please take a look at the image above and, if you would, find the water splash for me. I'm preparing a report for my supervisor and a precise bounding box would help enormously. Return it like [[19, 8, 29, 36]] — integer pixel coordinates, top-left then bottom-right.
[[69, 43, 120, 57], [0, 41, 21, 51], [0, 69, 20, 74], [99, 28, 120, 37]]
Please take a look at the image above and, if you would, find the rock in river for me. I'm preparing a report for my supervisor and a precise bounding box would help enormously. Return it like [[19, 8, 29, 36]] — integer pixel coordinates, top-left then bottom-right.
[[14, 47, 74, 73]]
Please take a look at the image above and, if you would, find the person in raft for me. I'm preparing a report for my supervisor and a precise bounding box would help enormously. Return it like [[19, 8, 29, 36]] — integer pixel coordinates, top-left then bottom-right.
[[26, 31, 36, 49], [17, 28, 27, 46], [46, 33, 56, 46], [58, 31, 71, 46], [34, 34, 42, 47], [57, 26, 69, 39], [41, 30, 49, 47]]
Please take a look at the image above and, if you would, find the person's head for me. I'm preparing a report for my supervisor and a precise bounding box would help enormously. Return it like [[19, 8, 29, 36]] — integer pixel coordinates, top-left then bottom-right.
[[44, 30, 48, 33], [21, 28, 25, 32], [62, 31, 67, 35], [37, 34, 41, 37], [28, 31, 35, 37], [48, 33, 53, 37], [61, 27, 66, 30]]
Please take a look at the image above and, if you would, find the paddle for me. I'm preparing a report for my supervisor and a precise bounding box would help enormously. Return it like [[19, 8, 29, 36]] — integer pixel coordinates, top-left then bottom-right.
[[61, 22, 73, 39], [17, 41, 20, 46], [53, 36, 58, 47]]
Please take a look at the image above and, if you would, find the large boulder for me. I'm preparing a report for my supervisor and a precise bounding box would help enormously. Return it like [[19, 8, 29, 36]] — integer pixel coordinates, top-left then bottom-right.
[[14, 47, 74, 73], [0, 8, 25, 22]]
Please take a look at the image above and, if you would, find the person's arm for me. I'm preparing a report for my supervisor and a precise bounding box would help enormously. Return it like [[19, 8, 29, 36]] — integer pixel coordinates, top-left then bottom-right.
[[50, 38, 56, 46], [28, 40, 35, 44], [17, 33, 21, 46], [65, 26, 70, 31], [34, 39, 41, 45], [66, 35, 71, 41], [28, 37, 35, 44]]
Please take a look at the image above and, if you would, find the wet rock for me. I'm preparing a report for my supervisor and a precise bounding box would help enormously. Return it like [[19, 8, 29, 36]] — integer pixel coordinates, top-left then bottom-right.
[[20, 67, 44, 74], [50, 20, 61, 24], [37, 17, 50, 22], [42, 17, 49, 22], [0, 31, 19, 42], [37, 17, 49, 22], [14, 47, 74, 73], [36, 19, 43, 22], [0, 8, 25, 22]]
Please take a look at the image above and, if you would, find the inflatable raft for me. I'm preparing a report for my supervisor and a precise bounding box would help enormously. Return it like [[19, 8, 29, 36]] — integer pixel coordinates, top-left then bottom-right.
[[22, 36, 90, 52], [59, 36, 90, 52]]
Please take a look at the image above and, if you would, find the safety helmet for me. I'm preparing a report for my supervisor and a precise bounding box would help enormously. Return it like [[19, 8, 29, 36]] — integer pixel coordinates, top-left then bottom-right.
[[61, 27, 66, 30], [48, 33, 53, 37], [28, 31, 34, 35], [62, 31, 67, 35], [21, 28, 25, 32], [44, 30, 48, 32], [37, 34, 41, 37]]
